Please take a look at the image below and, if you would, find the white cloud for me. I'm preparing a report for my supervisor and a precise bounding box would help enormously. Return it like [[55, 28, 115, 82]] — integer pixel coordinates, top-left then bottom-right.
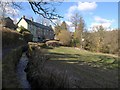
[[68, 5, 77, 13], [69, 27, 75, 32], [91, 22, 111, 29], [51, 19, 62, 26], [65, 5, 77, 19], [65, 2, 97, 32], [94, 16, 113, 23], [65, 2, 97, 19], [66, 21, 75, 32], [89, 16, 115, 31], [78, 2, 97, 11], [66, 21, 72, 26]]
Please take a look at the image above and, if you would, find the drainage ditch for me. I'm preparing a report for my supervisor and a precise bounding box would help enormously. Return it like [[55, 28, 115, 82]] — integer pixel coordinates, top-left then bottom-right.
[[16, 52, 31, 89]]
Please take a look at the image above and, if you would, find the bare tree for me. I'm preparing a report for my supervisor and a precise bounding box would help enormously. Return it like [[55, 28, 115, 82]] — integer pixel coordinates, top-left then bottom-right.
[[0, 2, 9, 18], [70, 12, 85, 48], [0, 1, 22, 20], [70, 13, 80, 31], [36, 15, 50, 25], [77, 16, 85, 48], [0, 0, 63, 21], [28, 0, 63, 21]]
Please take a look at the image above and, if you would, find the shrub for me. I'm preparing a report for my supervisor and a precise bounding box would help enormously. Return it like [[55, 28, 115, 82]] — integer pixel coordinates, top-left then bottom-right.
[[17, 26, 33, 42], [1, 27, 26, 48], [57, 30, 72, 46], [22, 31, 33, 42], [17, 26, 30, 34], [25, 46, 70, 88]]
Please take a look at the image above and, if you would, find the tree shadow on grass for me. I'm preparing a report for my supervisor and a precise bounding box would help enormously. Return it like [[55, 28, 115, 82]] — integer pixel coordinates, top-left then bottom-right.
[[48, 52, 82, 59], [44, 52, 118, 88], [47, 52, 119, 69]]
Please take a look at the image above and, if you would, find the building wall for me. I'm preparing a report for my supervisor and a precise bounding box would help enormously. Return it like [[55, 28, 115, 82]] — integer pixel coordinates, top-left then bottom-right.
[[18, 19, 28, 29], [18, 18, 54, 42], [28, 24, 38, 41], [44, 29, 54, 40]]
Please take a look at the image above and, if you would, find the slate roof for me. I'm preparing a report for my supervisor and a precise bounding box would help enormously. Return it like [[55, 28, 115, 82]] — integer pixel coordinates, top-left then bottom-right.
[[0, 17, 17, 29], [18, 17, 53, 31]]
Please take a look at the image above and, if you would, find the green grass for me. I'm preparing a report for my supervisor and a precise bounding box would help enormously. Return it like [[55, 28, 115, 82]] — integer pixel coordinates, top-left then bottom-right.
[[47, 46, 119, 69], [27, 44, 118, 88]]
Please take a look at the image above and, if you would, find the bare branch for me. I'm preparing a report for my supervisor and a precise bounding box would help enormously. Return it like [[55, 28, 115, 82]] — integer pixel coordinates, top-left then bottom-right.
[[28, 0, 63, 21], [0, 0, 63, 24], [11, 2, 23, 10]]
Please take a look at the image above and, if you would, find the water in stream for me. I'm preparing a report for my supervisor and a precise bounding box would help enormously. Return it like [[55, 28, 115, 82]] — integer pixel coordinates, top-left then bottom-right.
[[16, 52, 31, 89]]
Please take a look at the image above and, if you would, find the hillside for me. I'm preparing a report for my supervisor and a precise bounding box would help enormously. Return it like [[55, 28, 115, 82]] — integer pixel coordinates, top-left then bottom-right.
[[25, 45, 119, 88]]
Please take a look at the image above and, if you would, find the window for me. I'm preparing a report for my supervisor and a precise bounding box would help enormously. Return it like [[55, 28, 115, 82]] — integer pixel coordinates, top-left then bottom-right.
[[44, 30, 46, 35]]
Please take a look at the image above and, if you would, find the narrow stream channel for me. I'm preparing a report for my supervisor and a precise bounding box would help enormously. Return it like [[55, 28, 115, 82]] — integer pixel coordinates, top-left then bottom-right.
[[16, 52, 31, 89]]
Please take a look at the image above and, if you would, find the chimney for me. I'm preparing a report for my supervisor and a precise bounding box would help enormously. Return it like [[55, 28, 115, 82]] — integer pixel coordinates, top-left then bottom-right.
[[22, 15, 25, 19], [30, 17, 34, 22]]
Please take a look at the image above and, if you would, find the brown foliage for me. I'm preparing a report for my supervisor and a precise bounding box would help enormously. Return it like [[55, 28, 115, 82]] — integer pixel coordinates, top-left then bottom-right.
[[1, 27, 26, 48], [58, 30, 72, 46], [83, 29, 118, 54], [25, 46, 70, 88], [22, 31, 33, 42]]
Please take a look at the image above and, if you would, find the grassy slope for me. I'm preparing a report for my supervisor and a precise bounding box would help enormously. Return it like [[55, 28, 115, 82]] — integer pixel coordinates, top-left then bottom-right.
[[48, 47, 119, 69], [26, 43, 118, 88], [42, 46, 118, 88]]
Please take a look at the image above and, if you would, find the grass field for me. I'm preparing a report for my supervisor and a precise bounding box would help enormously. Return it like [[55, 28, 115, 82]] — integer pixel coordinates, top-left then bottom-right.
[[41, 46, 118, 87], [47, 46, 119, 69], [27, 44, 119, 88]]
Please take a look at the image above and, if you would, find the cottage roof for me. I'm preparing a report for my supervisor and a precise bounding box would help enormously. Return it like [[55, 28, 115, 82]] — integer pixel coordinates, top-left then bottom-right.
[[0, 17, 17, 29], [17, 17, 53, 31]]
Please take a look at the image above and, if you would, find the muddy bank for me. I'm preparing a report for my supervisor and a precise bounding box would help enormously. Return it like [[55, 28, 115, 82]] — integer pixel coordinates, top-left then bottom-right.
[[25, 46, 118, 88], [2, 27, 31, 89], [25, 46, 70, 88], [2, 45, 28, 88]]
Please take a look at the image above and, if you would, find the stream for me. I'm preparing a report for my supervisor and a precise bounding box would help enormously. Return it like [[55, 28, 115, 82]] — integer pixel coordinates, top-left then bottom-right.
[[16, 52, 31, 89]]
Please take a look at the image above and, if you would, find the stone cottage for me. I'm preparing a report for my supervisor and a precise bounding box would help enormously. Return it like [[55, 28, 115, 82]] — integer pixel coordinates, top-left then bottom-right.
[[17, 16, 54, 42]]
